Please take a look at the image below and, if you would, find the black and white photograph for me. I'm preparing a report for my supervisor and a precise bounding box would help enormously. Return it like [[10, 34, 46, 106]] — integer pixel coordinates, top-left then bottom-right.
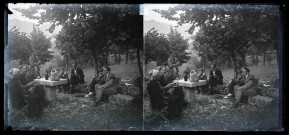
[[4, 3, 143, 131], [3, 3, 284, 131], [143, 4, 282, 131]]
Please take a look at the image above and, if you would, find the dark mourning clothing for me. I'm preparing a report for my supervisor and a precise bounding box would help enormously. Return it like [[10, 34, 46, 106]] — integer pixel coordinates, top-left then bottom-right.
[[209, 69, 223, 93], [26, 85, 46, 117], [20, 73, 28, 87], [159, 75, 184, 118], [147, 79, 166, 111], [8, 78, 26, 110], [70, 67, 85, 86]]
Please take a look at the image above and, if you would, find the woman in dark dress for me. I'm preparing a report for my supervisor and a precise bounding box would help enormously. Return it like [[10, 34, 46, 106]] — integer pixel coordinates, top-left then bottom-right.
[[8, 68, 26, 110], [18, 65, 47, 117], [158, 66, 184, 119]]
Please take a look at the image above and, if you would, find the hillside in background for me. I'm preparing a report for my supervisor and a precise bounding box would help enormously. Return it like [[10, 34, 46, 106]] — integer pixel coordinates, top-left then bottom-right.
[[144, 20, 192, 39], [8, 18, 62, 38], [8, 18, 62, 55]]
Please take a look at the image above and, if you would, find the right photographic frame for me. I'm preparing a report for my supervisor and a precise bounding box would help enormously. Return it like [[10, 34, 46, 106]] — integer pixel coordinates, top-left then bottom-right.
[[143, 4, 283, 131]]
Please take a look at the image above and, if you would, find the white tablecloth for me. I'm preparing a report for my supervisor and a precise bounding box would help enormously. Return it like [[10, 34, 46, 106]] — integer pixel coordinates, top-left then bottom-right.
[[34, 78, 68, 87], [175, 79, 207, 88]]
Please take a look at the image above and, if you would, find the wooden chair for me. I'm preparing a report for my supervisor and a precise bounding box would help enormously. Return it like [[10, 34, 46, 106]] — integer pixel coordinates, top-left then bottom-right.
[[6, 82, 30, 121], [9, 96, 30, 120], [146, 94, 169, 123]]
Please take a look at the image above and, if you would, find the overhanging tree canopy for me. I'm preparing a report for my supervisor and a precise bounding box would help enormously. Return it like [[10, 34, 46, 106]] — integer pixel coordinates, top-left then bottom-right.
[[155, 4, 279, 79], [17, 4, 143, 78]]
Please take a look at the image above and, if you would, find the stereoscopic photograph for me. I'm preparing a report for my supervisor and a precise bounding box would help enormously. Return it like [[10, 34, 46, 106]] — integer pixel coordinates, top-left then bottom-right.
[[4, 3, 143, 131], [4, 3, 283, 131], [143, 4, 282, 131]]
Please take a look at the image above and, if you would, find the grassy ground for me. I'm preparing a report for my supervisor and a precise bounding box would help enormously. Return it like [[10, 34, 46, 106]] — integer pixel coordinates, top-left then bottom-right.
[[7, 64, 143, 131], [143, 64, 281, 131]]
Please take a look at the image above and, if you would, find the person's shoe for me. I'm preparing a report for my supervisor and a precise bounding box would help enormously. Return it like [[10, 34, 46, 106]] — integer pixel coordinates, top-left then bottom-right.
[[224, 93, 233, 99], [85, 92, 94, 98]]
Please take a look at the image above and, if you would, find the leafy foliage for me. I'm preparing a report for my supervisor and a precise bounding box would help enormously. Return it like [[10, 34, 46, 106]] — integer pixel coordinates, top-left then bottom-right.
[[17, 4, 143, 77], [30, 25, 54, 63], [155, 4, 279, 78], [145, 27, 190, 66], [5, 26, 53, 65], [6, 27, 32, 64]]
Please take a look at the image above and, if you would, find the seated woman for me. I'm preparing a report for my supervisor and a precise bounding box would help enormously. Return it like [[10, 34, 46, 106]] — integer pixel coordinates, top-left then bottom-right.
[[147, 70, 166, 111], [11, 65, 47, 118], [8, 68, 27, 110], [158, 66, 184, 119]]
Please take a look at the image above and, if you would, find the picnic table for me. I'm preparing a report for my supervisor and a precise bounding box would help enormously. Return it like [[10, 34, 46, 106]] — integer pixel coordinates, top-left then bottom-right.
[[174, 79, 207, 104], [34, 78, 68, 106]]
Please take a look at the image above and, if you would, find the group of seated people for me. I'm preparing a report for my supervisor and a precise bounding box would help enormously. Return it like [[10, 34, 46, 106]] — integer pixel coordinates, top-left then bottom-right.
[[197, 64, 258, 108], [8, 65, 48, 118], [147, 65, 185, 119], [54, 62, 118, 107], [146, 62, 258, 121]]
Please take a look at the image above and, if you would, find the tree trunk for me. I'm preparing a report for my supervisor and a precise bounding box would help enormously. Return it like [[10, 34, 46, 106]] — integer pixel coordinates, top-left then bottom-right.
[[66, 56, 69, 72], [230, 51, 238, 80], [203, 57, 206, 71], [114, 50, 117, 65], [118, 51, 121, 65], [255, 54, 259, 66], [136, 47, 143, 78], [126, 45, 129, 64], [275, 48, 279, 66], [241, 54, 247, 67], [263, 52, 266, 66], [252, 54, 255, 66], [91, 51, 99, 78], [105, 44, 110, 66]]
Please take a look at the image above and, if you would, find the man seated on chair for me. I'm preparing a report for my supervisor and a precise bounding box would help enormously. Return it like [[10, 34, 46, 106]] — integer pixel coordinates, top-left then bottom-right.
[[208, 63, 223, 95], [69, 62, 85, 94], [90, 66, 116, 107], [233, 67, 257, 108]]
